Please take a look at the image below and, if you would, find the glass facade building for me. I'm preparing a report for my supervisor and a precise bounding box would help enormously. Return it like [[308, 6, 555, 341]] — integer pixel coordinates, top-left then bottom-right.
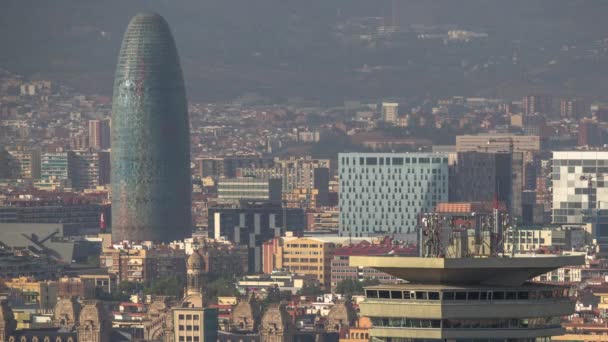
[[111, 12, 192, 242], [338, 153, 449, 237]]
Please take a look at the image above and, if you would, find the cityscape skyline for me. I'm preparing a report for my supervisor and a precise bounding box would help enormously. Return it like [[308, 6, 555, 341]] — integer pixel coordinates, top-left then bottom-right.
[[2, 4, 608, 342]]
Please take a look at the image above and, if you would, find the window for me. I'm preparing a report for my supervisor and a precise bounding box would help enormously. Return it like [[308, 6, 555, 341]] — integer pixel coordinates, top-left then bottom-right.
[[415, 291, 428, 300], [378, 290, 390, 299], [366, 157, 377, 165], [518, 291, 529, 300], [493, 291, 505, 300], [443, 292, 454, 300], [193, 325, 200, 331], [390, 291, 403, 299], [467, 292, 480, 300], [179, 325, 185, 331], [506, 291, 517, 300], [428, 292, 440, 300], [186, 314, 192, 320], [455, 292, 467, 300], [179, 315, 184, 319], [366, 290, 378, 298]]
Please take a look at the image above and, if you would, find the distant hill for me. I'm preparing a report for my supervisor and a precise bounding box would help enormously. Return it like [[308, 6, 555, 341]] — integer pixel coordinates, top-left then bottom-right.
[[3, 0, 608, 102]]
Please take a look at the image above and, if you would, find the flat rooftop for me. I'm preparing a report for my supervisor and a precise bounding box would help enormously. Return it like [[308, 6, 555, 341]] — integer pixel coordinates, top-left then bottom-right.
[[349, 255, 585, 286]]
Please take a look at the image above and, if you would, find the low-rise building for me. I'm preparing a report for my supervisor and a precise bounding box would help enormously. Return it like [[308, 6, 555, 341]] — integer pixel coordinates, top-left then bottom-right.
[[505, 226, 586, 253], [4, 277, 57, 310], [100, 243, 186, 283]]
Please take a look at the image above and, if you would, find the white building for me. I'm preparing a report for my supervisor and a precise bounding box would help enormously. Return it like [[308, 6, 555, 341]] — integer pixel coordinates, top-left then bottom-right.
[[381, 102, 398, 124], [339, 153, 449, 238], [552, 151, 608, 229]]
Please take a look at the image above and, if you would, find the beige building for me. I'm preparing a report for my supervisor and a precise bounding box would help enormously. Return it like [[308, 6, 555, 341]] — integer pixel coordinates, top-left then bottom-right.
[[381, 102, 398, 124], [4, 277, 57, 310], [100, 244, 186, 283], [505, 227, 586, 253], [455, 134, 540, 153], [7, 149, 41, 179], [280, 237, 336, 289], [352, 255, 584, 342]]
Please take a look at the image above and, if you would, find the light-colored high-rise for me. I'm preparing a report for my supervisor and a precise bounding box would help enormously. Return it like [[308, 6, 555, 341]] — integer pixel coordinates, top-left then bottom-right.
[[381, 102, 399, 124], [88, 119, 110, 150], [339, 153, 449, 237], [552, 151, 608, 230]]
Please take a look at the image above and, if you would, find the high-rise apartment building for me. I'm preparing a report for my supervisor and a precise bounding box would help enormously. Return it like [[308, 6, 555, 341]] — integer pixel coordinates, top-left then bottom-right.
[[523, 94, 552, 116], [578, 119, 606, 147], [7, 149, 41, 179], [41, 151, 77, 185], [111, 12, 192, 242], [73, 150, 110, 190], [381, 102, 398, 124], [339, 153, 449, 237], [88, 119, 111, 150], [560, 98, 587, 119]]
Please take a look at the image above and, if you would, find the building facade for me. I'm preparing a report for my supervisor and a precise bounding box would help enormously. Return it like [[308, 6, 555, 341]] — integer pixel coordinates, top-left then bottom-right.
[[111, 12, 192, 242], [88, 119, 111, 150], [217, 177, 282, 205], [455, 134, 540, 153], [381, 103, 398, 124], [552, 152, 608, 243], [353, 255, 584, 342], [339, 153, 449, 237], [208, 204, 305, 273]]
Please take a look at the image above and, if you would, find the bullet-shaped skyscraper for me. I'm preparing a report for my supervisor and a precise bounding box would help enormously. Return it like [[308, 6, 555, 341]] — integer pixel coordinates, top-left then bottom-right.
[[111, 12, 192, 242]]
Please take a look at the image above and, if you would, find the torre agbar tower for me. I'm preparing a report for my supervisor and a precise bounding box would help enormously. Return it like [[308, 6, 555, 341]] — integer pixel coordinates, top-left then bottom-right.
[[111, 12, 192, 242], [352, 255, 584, 342]]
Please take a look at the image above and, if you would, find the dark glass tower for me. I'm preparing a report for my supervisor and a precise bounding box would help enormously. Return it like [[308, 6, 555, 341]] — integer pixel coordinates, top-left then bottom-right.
[[111, 12, 191, 242]]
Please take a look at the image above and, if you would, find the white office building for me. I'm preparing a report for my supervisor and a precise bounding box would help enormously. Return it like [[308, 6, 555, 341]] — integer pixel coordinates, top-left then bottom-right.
[[552, 151, 608, 240], [339, 153, 449, 237]]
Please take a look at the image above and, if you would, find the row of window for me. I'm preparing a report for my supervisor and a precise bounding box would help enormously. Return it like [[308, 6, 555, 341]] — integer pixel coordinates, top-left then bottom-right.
[[370, 317, 560, 329], [366, 288, 569, 301], [342, 157, 448, 166], [178, 325, 200, 331], [177, 314, 200, 320], [553, 159, 608, 166], [177, 337, 200, 342]]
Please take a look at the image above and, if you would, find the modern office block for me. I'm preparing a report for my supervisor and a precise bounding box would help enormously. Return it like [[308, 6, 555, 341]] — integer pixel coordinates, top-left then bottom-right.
[[339, 153, 449, 237], [111, 12, 192, 242]]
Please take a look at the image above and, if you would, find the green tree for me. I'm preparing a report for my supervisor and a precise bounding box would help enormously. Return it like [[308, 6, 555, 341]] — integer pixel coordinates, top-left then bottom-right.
[[297, 283, 324, 296], [144, 277, 184, 298], [206, 278, 239, 303], [335, 278, 380, 296]]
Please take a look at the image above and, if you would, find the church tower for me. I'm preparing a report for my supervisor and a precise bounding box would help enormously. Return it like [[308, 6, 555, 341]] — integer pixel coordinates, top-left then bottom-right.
[[185, 249, 206, 303]]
